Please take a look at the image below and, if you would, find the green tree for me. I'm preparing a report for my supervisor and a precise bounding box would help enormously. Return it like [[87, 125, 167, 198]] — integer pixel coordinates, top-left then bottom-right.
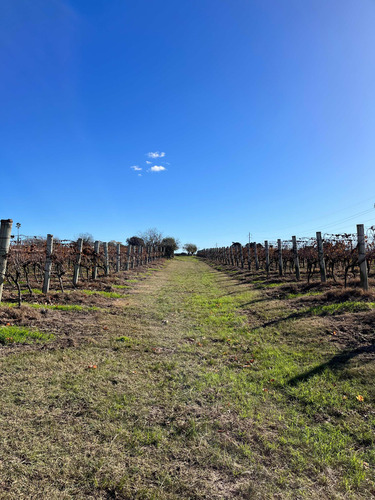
[[161, 237, 180, 258], [183, 243, 197, 255], [126, 236, 145, 246]]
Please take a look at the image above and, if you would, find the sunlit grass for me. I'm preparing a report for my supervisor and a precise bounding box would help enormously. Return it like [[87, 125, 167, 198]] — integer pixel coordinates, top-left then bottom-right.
[[0, 325, 53, 344]]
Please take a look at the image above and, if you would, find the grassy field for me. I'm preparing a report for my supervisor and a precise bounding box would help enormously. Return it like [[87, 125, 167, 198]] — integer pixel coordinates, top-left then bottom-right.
[[0, 256, 374, 499]]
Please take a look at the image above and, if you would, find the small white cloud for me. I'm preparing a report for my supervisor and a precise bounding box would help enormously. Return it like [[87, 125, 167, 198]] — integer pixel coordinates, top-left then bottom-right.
[[146, 161, 152, 164], [138, 173, 142, 177], [131, 166, 142, 171], [147, 151, 165, 159], [150, 165, 166, 172]]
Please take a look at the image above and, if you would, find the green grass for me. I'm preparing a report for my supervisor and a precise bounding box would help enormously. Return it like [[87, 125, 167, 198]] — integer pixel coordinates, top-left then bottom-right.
[[21, 288, 43, 295], [81, 290, 123, 298], [258, 282, 285, 288], [1, 302, 100, 312], [0, 325, 53, 344], [306, 301, 375, 316], [38, 304, 100, 312], [169, 263, 374, 495], [115, 336, 138, 347], [286, 291, 324, 299], [112, 285, 130, 289]]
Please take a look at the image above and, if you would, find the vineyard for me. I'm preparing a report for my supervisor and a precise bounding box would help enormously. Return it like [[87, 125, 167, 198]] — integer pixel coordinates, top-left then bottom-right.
[[0, 219, 166, 306], [197, 224, 375, 290], [0, 219, 374, 497]]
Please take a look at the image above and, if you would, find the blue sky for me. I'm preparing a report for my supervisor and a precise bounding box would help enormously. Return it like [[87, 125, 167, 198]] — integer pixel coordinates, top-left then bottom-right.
[[1, 0, 375, 248]]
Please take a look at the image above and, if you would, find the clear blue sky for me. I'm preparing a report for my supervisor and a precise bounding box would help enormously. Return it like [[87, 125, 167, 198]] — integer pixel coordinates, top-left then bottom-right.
[[1, 0, 375, 248]]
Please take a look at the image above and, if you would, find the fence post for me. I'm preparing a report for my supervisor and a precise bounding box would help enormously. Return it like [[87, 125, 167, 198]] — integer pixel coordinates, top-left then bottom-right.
[[292, 236, 300, 281], [357, 224, 369, 291], [278, 239, 283, 276], [73, 238, 83, 287], [103, 242, 109, 276], [131, 246, 135, 269], [316, 232, 326, 283], [92, 240, 100, 279], [42, 234, 54, 294], [265, 240, 270, 276], [126, 245, 131, 270], [253, 242, 259, 271], [116, 243, 121, 272], [0, 219, 13, 303]]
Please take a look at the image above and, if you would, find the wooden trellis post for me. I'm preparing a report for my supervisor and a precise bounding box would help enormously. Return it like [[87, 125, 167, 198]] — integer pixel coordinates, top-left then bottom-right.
[[316, 232, 326, 283], [357, 224, 369, 291], [92, 240, 100, 279], [73, 238, 83, 286], [116, 243, 121, 272], [103, 242, 109, 276], [253, 242, 259, 271], [292, 236, 300, 281], [42, 234, 54, 294], [131, 246, 135, 269], [126, 245, 131, 271], [0, 219, 13, 303], [278, 239, 283, 276], [265, 240, 270, 276]]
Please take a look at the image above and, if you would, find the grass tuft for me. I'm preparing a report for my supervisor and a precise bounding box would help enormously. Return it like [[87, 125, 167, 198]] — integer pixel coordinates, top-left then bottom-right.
[[0, 325, 53, 344], [306, 301, 375, 316]]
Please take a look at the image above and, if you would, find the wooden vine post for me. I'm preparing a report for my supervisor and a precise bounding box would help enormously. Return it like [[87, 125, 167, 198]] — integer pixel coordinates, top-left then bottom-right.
[[103, 242, 109, 276], [116, 243, 121, 272], [253, 242, 259, 271], [125, 245, 131, 270], [316, 232, 326, 283], [292, 236, 300, 281], [278, 239, 283, 276], [357, 224, 369, 291], [73, 238, 83, 287], [131, 246, 135, 269], [264, 240, 270, 276], [0, 219, 13, 303], [92, 241, 100, 279], [42, 234, 54, 294]]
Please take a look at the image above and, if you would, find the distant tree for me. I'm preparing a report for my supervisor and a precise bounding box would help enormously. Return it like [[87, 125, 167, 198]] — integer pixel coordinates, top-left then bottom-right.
[[183, 243, 197, 255], [161, 237, 180, 258], [138, 228, 163, 246], [126, 236, 145, 247], [232, 242, 242, 247], [77, 233, 94, 245]]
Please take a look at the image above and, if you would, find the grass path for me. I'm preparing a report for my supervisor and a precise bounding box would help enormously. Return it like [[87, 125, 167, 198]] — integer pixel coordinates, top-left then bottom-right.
[[0, 257, 374, 499]]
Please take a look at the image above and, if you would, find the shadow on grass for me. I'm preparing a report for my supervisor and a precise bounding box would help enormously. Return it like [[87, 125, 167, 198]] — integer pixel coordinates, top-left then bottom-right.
[[288, 344, 375, 386]]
